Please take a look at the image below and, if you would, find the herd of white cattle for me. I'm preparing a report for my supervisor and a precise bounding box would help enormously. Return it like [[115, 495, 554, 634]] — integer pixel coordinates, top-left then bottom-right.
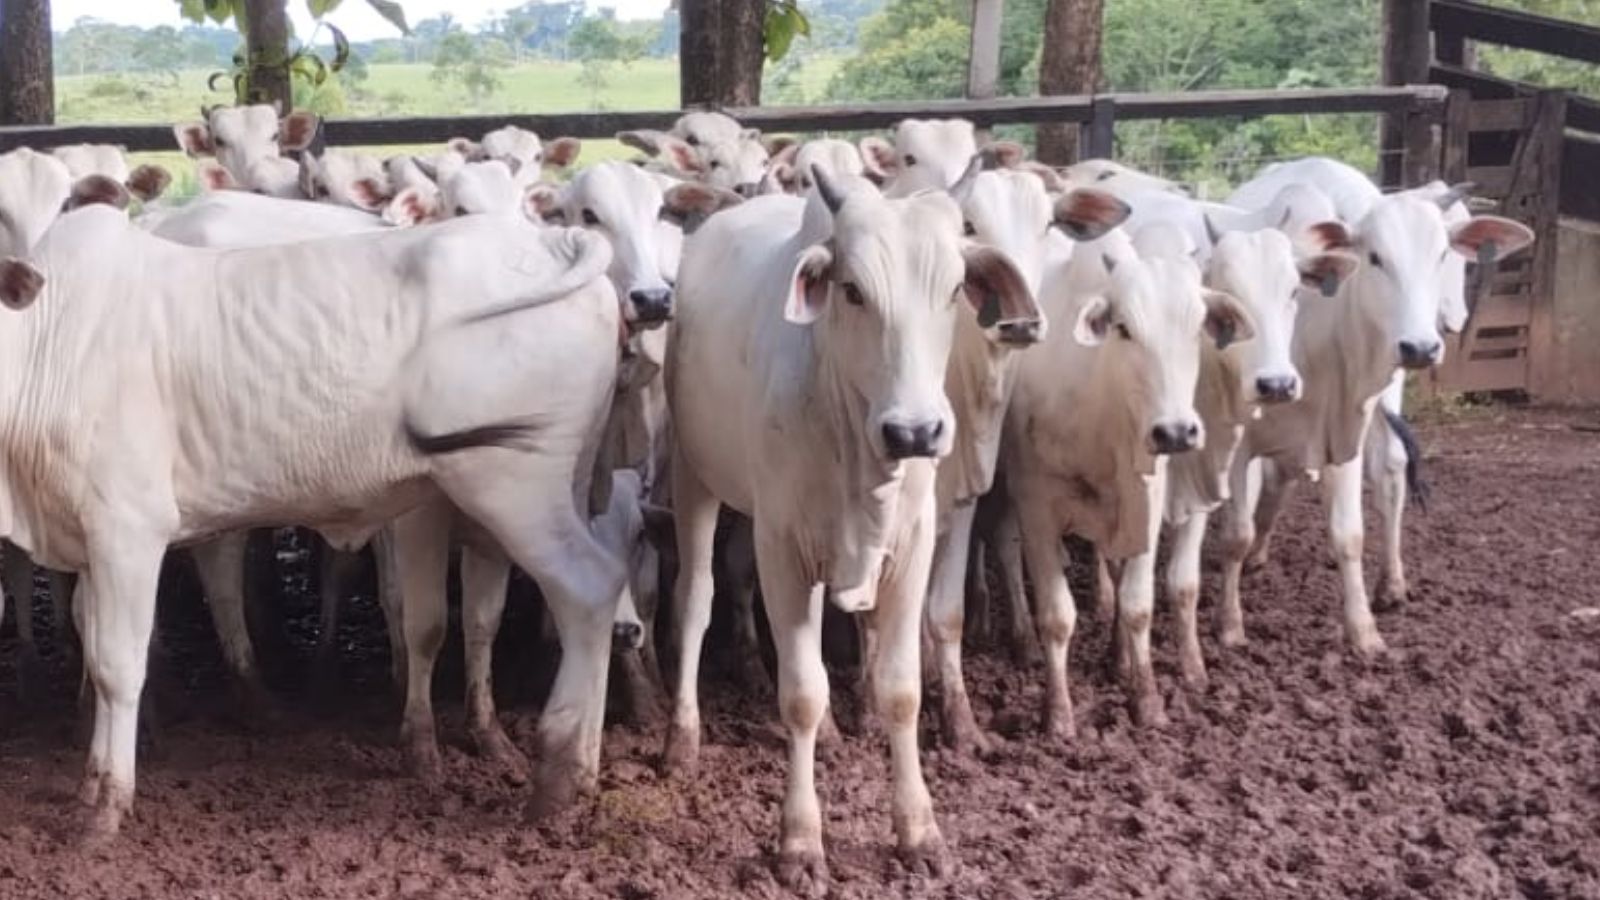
[[0, 102, 1534, 886]]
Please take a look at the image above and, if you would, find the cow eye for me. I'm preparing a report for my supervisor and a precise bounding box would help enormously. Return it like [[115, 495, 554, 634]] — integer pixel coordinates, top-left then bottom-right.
[[455, 205, 469, 217], [582, 208, 600, 226], [842, 283, 865, 306], [963, 221, 976, 237], [1096, 170, 1115, 182], [904, 154, 917, 167], [1368, 251, 1382, 269], [214, 136, 227, 148], [686, 134, 700, 147], [710, 160, 723, 169], [1115, 323, 1132, 340]]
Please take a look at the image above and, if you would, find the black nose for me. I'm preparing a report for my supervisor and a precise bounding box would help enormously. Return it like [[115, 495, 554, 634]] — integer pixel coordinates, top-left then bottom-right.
[[1254, 375, 1300, 403], [628, 288, 673, 325], [612, 621, 643, 651], [734, 182, 760, 198], [1149, 421, 1200, 454], [996, 318, 1043, 346], [1397, 339, 1441, 370], [881, 420, 944, 459]]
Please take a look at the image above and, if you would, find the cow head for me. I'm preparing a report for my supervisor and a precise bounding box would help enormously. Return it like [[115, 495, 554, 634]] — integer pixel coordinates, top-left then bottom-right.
[[299, 149, 391, 212], [1205, 225, 1356, 406], [1061, 158, 1186, 198], [761, 138, 867, 196], [0, 149, 74, 310], [1400, 180, 1483, 334], [787, 166, 1031, 462], [49, 145, 170, 204], [861, 118, 979, 198], [1343, 194, 1532, 371], [476, 126, 582, 179], [1073, 249, 1251, 455], [620, 126, 769, 197], [526, 161, 706, 330], [174, 104, 318, 198], [672, 110, 747, 148]]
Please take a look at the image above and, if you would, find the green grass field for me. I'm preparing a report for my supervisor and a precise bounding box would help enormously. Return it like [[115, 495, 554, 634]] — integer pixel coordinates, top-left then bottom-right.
[[55, 57, 844, 197]]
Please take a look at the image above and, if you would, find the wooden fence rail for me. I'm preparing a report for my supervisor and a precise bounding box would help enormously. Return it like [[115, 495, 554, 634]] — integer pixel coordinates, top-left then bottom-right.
[[0, 85, 1448, 160]]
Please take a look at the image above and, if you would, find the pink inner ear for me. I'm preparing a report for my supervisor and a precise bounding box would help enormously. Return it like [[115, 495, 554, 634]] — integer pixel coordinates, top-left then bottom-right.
[[201, 164, 234, 192], [351, 178, 388, 209], [181, 125, 213, 156]]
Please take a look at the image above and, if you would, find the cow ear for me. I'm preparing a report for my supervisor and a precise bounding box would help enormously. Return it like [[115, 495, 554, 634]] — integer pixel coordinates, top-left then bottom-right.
[[771, 141, 801, 168], [348, 177, 390, 212], [544, 136, 582, 168], [1302, 220, 1353, 252], [278, 111, 320, 152], [523, 183, 566, 223], [125, 164, 172, 202], [1451, 215, 1534, 264], [657, 137, 705, 177], [980, 140, 1026, 170], [859, 136, 897, 181], [1202, 289, 1255, 350], [446, 137, 480, 159], [961, 242, 1044, 346], [174, 122, 214, 157], [1298, 249, 1359, 297], [198, 160, 239, 192], [65, 175, 131, 211], [1073, 295, 1114, 347], [765, 135, 799, 160], [0, 259, 44, 310], [784, 245, 833, 325], [381, 186, 438, 226], [617, 129, 671, 157], [661, 182, 743, 232], [1054, 188, 1131, 241], [1018, 161, 1066, 193]]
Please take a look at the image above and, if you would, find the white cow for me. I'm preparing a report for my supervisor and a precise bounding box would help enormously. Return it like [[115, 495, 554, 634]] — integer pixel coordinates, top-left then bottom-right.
[[448, 125, 583, 183], [1001, 224, 1254, 732], [173, 104, 319, 197], [1216, 169, 1532, 654], [298, 148, 392, 212], [1061, 158, 1186, 197], [0, 148, 626, 836], [665, 167, 1033, 887], [860, 118, 979, 198], [924, 168, 1130, 752], [619, 113, 771, 196], [50, 144, 172, 204], [760, 138, 866, 195]]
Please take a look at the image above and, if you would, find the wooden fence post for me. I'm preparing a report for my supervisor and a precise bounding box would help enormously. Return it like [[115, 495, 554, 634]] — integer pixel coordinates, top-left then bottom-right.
[[1401, 95, 1442, 187], [1525, 88, 1568, 400], [1080, 96, 1115, 159], [1381, 0, 1432, 186]]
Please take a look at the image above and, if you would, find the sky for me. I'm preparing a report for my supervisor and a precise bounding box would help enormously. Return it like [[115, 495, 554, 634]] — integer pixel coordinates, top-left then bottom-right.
[[51, 0, 673, 41]]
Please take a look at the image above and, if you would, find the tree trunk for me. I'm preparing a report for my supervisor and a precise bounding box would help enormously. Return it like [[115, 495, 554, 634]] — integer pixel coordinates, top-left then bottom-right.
[[1036, 0, 1104, 165], [0, 0, 54, 125], [681, 0, 764, 107], [968, 0, 1003, 100], [243, 0, 293, 112]]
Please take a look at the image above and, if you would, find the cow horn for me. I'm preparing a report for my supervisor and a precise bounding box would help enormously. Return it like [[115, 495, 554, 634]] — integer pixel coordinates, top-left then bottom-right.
[[813, 164, 845, 214], [1102, 253, 1118, 274], [1203, 214, 1223, 247], [1434, 181, 1476, 210]]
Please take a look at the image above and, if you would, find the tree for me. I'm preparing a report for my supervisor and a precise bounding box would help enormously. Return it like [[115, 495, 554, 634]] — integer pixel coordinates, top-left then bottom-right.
[[1, 0, 55, 124], [431, 30, 509, 105], [1036, 0, 1103, 164], [680, 0, 811, 107], [570, 15, 646, 109]]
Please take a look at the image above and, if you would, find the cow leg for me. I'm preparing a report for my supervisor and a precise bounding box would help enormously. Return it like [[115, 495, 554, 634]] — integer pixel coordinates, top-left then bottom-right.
[[758, 536, 832, 893], [1246, 460, 1292, 572], [1015, 491, 1076, 740], [1323, 458, 1385, 655], [991, 502, 1040, 664], [391, 504, 452, 783], [370, 528, 407, 696], [189, 533, 277, 722], [664, 460, 720, 776], [4, 545, 43, 702], [461, 545, 527, 780], [313, 546, 356, 684], [873, 499, 947, 877], [1219, 456, 1262, 648], [723, 518, 773, 696], [1093, 549, 1117, 623], [78, 535, 166, 839], [1166, 512, 1209, 689], [1367, 419, 1409, 610], [926, 503, 989, 754]]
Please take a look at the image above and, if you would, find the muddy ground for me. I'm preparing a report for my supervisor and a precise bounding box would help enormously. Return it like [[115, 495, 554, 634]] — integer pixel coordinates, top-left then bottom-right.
[[1, 406, 1598, 899]]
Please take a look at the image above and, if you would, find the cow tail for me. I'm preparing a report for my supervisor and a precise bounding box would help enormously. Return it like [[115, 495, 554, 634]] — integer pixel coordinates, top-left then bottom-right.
[[404, 418, 537, 455], [1381, 407, 1429, 511]]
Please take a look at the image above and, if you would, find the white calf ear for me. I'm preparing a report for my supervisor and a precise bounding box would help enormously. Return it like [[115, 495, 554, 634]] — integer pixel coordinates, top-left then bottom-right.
[[1298, 249, 1359, 297], [65, 175, 131, 212], [125, 164, 172, 202], [766, 136, 799, 162], [1054, 188, 1132, 241], [522, 183, 565, 223], [197, 160, 239, 192], [0, 259, 44, 310], [543, 137, 582, 168], [661, 182, 743, 232], [617, 129, 672, 157], [446, 137, 481, 160], [1073, 295, 1113, 346], [961, 242, 1044, 345], [347, 177, 391, 212], [174, 122, 214, 158], [859, 136, 897, 181], [980, 140, 1027, 170], [278, 111, 320, 152], [784, 245, 833, 325], [1017, 161, 1066, 193], [381, 186, 439, 227], [1301, 220, 1353, 252], [1202, 289, 1256, 350], [1450, 215, 1535, 264]]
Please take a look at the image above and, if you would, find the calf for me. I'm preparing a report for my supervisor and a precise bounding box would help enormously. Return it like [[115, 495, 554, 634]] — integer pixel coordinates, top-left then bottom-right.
[[173, 104, 319, 197], [665, 167, 1032, 887]]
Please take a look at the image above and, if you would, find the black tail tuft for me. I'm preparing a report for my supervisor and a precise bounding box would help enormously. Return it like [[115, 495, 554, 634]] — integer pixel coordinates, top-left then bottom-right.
[[405, 419, 536, 455], [1381, 407, 1429, 511]]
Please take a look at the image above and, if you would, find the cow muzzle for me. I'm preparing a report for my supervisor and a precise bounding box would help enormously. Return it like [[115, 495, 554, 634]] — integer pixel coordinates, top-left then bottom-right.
[[1148, 420, 1201, 455], [1254, 374, 1301, 404], [611, 621, 644, 651], [1397, 339, 1442, 370], [881, 419, 945, 460], [628, 288, 673, 327]]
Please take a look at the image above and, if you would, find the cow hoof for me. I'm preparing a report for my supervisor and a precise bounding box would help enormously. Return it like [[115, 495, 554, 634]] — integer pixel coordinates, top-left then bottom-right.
[[662, 722, 701, 777], [1218, 627, 1249, 649], [940, 712, 993, 757], [77, 772, 103, 808], [471, 724, 530, 785], [1180, 660, 1210, 692], [1349, 629, 1387, 659], [898, 830, 951, 879], [1041, 705, 1077, 742], [1131, 692, 1168, 729], [1374, 581, 1408, 613], [775, 845, 829, 897], [402, 728, 444, 784]]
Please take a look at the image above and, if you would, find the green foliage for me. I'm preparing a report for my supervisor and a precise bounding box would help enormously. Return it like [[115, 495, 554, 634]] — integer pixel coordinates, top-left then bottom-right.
[[765, 1, 812, 62], [430, 30, 510, 104]]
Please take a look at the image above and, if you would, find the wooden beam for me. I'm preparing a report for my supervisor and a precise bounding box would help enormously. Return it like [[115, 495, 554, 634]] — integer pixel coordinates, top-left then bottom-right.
[[0, 0, 54, 125], [1381, 0, 1432, 187], [1432, 62, 1600, 135], [1431, 0, 1600, 65], [967, 0, 1003, 101], [1524, 89, 1567, 401]]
